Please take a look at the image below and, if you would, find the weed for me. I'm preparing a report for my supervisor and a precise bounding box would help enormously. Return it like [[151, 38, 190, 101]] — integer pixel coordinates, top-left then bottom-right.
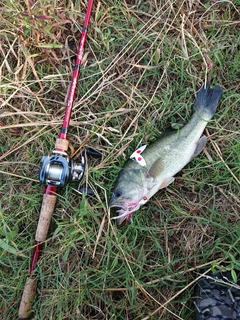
[[0, 0, 239, 319]]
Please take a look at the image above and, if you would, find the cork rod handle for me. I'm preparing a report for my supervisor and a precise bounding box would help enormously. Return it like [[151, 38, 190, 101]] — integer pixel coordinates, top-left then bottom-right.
[[18, 193, 57, 318], [35, 193, 57, 242], [18, 278, 37, 319]]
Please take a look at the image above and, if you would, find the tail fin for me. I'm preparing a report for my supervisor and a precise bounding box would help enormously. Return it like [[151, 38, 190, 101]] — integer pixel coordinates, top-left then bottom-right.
[[194, 84, 224, 120]]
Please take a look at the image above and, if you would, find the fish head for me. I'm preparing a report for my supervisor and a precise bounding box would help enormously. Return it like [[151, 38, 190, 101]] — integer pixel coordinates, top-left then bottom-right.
[[109, 167, 148, 224]]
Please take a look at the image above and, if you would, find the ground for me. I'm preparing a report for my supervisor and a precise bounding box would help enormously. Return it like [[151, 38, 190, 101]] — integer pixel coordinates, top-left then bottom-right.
[[0, 0, 239, 319]]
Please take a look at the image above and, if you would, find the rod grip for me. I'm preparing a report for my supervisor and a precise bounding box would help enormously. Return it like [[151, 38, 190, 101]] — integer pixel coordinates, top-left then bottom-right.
[[55, 138, 69, 151], [35, 193, 57, 242], [18, 277, 37, 319]]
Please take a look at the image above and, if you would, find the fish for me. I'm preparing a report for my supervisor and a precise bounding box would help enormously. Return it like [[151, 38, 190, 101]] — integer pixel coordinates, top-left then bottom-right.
[[109, 84, 224, 224]]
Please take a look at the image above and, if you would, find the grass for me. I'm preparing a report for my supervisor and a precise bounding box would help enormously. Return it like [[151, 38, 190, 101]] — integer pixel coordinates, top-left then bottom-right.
[[0, 0, 240, 319]]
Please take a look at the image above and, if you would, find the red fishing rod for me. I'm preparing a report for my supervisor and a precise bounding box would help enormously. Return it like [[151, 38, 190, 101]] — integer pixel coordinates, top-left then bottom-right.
[[18, 1, 95, 318]]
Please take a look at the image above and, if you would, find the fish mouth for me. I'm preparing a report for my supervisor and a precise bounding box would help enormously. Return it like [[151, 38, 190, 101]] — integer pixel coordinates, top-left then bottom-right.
[[109, 202, 140, 224], [109, 202, 127, 211]]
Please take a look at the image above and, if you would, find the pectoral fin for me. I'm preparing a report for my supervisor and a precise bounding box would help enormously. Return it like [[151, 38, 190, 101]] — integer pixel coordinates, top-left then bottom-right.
[[191, 136, 207, 161], [148, 157, 164, 180], [159, 176, 175, 190]]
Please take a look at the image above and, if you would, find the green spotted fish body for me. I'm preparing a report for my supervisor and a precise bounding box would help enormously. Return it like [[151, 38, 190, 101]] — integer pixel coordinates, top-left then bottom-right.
[[110, 85, 223, 224]]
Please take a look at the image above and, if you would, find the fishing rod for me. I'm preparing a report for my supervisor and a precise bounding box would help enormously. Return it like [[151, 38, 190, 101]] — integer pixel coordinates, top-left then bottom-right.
[[18, 0, 95, 318]]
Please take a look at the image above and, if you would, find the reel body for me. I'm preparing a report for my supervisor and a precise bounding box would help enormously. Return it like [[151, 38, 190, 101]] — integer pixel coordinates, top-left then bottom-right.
[[39, 150, 85, 187]]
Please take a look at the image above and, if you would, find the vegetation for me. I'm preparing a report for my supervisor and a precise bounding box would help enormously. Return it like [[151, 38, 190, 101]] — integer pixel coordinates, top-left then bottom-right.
[[0, 0, 239, 319]]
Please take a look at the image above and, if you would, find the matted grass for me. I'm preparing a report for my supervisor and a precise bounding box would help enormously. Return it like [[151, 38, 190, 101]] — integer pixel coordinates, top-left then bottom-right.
[[0, 0, 240, 319]]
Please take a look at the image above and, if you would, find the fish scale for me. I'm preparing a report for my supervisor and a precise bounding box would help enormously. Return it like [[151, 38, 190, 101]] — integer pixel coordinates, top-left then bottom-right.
[[110, 84, 224, 224]]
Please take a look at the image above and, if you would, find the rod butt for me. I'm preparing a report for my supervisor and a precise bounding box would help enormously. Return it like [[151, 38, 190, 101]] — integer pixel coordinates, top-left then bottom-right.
[[18, 277, 37, 319]]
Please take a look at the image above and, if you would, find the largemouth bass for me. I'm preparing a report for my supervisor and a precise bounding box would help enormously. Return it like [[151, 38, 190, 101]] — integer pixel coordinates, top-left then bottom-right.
[[109, 84, 223, 224]]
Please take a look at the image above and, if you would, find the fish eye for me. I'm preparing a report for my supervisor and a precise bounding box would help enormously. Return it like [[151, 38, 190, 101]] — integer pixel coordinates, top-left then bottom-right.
[[114, 190, 122, 197]]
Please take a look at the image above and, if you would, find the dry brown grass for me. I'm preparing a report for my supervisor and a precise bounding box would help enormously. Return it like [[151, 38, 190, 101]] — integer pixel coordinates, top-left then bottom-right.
[[0, 0, 240, 319]]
